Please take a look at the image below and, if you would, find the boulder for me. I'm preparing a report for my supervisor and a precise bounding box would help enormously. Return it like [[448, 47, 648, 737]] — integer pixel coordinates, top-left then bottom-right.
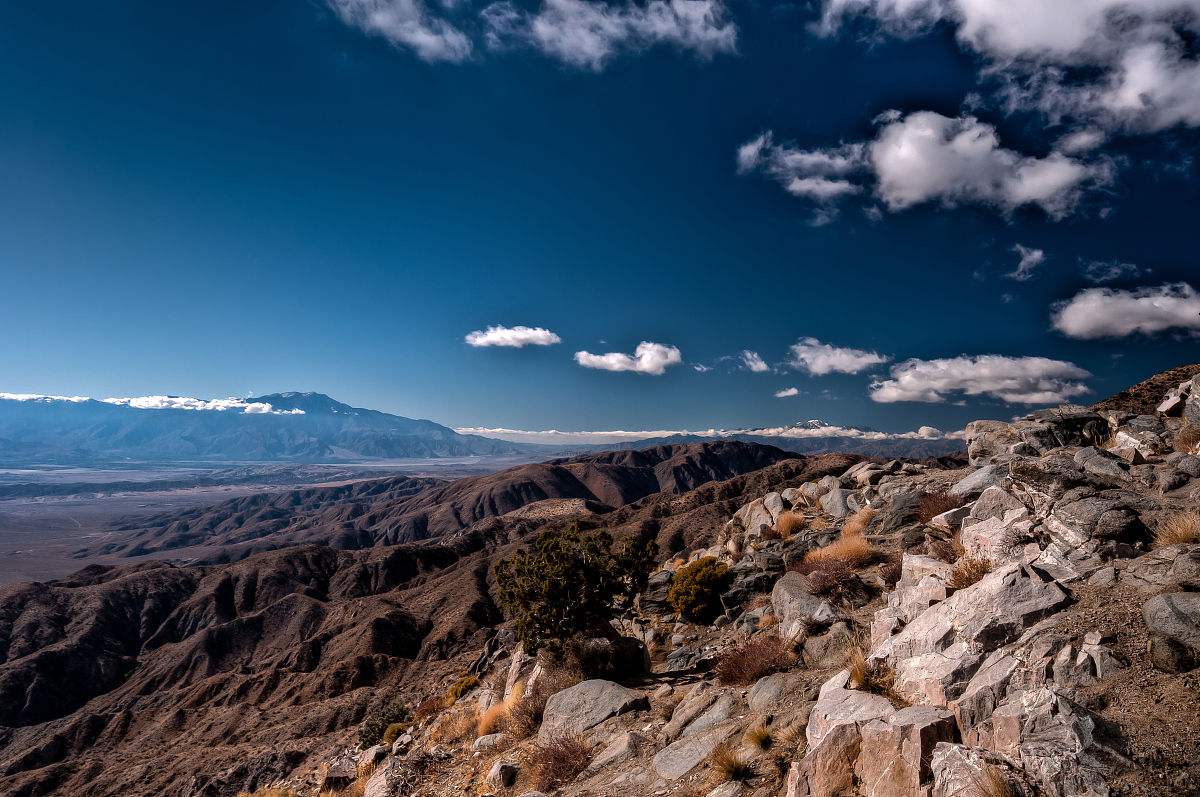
[[652, 724, 737, 780], [960, 508, 1031, 564], [357, 744, 387, 770], [748, 670, 812, 712], [930, 505, 971, 532], [585, 731, 647, 773], [854, 706, 957, 796], [964, 486, 1025, 528], [1123, 544, 1200, 592], [1143, 592, 1200, 672], [538, 680, 649, 740], [791, 671, 896, 796], [473, 733, 506, 753], [772, 572, 837, 640], [949, 465, 1005, 499], [930, 743, 1034, 797], [820, 488, 851, 520], [680, 692, 737, 738], [486, 760, 518, 789]]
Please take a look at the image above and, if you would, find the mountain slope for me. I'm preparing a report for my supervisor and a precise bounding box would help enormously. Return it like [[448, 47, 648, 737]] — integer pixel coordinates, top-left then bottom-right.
[[83, 442, 796, 561], [0, 392, 526, 464]]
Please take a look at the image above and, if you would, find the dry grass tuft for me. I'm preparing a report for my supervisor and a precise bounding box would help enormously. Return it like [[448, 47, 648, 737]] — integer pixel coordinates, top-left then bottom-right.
[[775, 511, 806, 539], [804, 533, 873, 568], [841, 507, 877, 537], [917, 491, 967, 524], [744, 721, 773, 751], [504, 669, 579, 739], [947, 556, 992, 590], [1155, 510, 1200, 547], [1175, 423, 1200, 454], [846, 647, 902, 704], [975, 765, 1018, 797], [715, 636, 796, 685], [412, 697, 443, 723], [444, 674, 479, 704], [709, 741, 756, 782], [809, 514, 829, 532], [530, 732, 592, 790], [237, 789, 296, 797], [788, 557, 852, 596], [429, 708, 476, 744]]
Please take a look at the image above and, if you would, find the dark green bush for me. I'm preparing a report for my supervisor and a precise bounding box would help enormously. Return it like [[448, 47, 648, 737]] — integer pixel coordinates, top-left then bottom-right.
[[495, 525, 656, 658], [360, 698, 409, 747], [666, 557, 731, 621]]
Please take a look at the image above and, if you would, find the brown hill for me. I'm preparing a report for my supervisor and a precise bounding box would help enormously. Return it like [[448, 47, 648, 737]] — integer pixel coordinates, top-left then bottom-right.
[[83, 442, 793, 563], [0, 444, 858, 797], [1092, 362, 1200, 415]]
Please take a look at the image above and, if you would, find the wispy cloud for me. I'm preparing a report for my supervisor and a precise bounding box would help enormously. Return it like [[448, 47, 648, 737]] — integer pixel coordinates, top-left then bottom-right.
[[1005, 244, 1046, 281], [740, 350, 770, 372], [870, 355, 1091, 404], [774, 387, 800, 398], [788, 337, 889, 375], [574, 341, 683, 375], [465, 324, 562, 348], [326, 0, 473, 63], [1052, 282, 1200, 339], [457, 420, 962, 445], [1081, 259, 1145, 284], [482, 0, 736, 71]]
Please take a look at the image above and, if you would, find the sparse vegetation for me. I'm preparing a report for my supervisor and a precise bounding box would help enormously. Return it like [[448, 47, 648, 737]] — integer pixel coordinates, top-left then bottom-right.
[[846, 646, 903, 704], [947, 556, 992, 590], [1154, 510, 1200, 547], [709, 741, 756, 782], [917, 491, 966, 524], [444, 674, 479, 703], [715, 635, 796, 685], [504, 669, 580, 739], [788, 557, 852, 597], [745, 721, 774, 750], [359, 698, 409, 747], [1175, 422, 1200, 454], [841, 506, 876, 537], [381, 722, 409, 746], [879, 555, 902, 587], [236, 789, 296, 797], [803, 526, 873, 569], [495, 524, 656, 657], [775, 510, 806, 538], [428, 709, 475, 744], [530, 733, 592, 791], [667, 557, 732, 622]]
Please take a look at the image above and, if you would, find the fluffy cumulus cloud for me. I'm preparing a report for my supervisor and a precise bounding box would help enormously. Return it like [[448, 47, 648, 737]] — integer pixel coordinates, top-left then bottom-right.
[[1051, 282, 1200, 339], [574, 341, 683, 375], [869, 355, 1092, 404], [739, 112, 1108, 219], [465, 324, 562, 348], [482, 0, 736, 70], [1006, 244, 1046, 281], [788, 337, 890, 375], [774, 387, 801, 398], [740, 350, 770, 372], [458, 420, 961, 445], [0, 392, 90, 403], [326, 0, 473, 63], [819, 0, 1200, 134]]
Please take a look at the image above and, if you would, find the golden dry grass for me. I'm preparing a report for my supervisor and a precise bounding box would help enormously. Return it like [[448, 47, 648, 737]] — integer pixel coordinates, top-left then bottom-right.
[[715, 636, 796, 685], [1175, 423, 1200, 454], [846, 646, 900, 702], [803, 533, 873, 568], [809, 514, 829, 532], [744, 721, 773, 750], [709, 741, 756, 782], [1155, 510, 1200, 547], [237, 789, 296, 797], [429, 708, 476, 744], [947, 556, 992, 590], [775, 511, 806, 539], [530, 733, 592, 791], [841, 507, 876, 537]]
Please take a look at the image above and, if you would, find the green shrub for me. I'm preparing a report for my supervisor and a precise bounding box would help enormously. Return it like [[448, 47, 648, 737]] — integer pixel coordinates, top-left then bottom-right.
[[360, 698, 409, 747], [666, 557, 731, 621], [444, 675, 479, 704], [382, 721, 410, 746], [495, 525, 656, 658]]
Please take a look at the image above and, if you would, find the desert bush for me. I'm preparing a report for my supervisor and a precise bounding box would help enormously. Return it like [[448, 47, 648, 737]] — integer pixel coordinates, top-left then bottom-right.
[[237, 789, 296, 797], [504, 669, 579, 739], [744, 721, 773, 750], [947, 556, 992, 590], [359, 698, 409, 747], [775, 511, 806, 538], [788, 557, 852, 596], [1175, 423, 1200, 454], [841, 507, 876, 537], [709, 741, 756, 782], [1155, 510, 1200, 547], [803, 532, 873, 568], [667, 557, 732, 622], [412, 696, 442, 722], [846, 647, 902, 704], [444, 674, 479, 704], [495, 524, 656, 658], [715, 635, 795, 685], [429, 709, 475, 744], [879, 555, 902, 587], [381, 722, 410, 746], [917, 491, 966, 524], [530, 733, 592, 791]]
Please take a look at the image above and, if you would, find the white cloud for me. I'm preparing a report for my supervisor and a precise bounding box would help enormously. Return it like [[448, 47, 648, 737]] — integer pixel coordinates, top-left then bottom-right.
[[465, 324, 562, 348], [457, 420, 963, 445], [869, 355, 1092, 404], [774, 387, 801, 398], [1081, 259, 1145, 283], [574, 341, 683, 375], [693, 363, 713, 373], [788, 337, 890, 375], [819, 0, 1200, 134], [0, 392, 91, 403], [740, 350, 770, 372], [1051, 282, 1200, 339], [327, 0, 473, 63], [482, 0, 736, 70], [739, 112, 1107, 219], [101, 396, 305, 414], [1006, 244, 1046, 281]]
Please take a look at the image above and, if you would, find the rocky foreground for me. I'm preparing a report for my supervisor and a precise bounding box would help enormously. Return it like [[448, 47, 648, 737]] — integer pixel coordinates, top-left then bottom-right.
[[295, 373, 1200, 797]]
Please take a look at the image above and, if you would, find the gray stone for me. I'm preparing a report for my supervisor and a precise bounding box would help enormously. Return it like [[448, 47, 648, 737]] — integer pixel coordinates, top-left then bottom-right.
[[820, 487, 850, 520], [964, 486, 1026, 527], [1074, 446, 1129, 481], [358, 744, 387, 770], [772, 571, 836, 640], [586, 731, 647, 773], [1143, 592, 1200, 672], [949, 465, 1005, 498], [855, 705, 957, 797], [748, 671, 807, 712], [680, 691, 737, 738], [538, 680, 649, 740], [652, 724, 737, 780], [473, 733, 506, 753], [1124, 544, 1200, 592], [486, 760, 518, 789]]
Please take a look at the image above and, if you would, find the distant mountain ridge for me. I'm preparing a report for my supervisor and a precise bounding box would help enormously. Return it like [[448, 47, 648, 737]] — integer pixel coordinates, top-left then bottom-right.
[[0, 391, 526, 464]]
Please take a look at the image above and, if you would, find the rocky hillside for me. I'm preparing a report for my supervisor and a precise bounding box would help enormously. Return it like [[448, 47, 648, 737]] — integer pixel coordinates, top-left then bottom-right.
[[83, 442, 795, 561], [0, 444, 856, 797], [251, 370, 1200, 797]]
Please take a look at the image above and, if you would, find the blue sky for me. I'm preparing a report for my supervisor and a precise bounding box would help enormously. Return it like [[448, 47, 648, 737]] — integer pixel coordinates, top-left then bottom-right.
[[1, 0, 1197, 436]]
